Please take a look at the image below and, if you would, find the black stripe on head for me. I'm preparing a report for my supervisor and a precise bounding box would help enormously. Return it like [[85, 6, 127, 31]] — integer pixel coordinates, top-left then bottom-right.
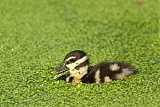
[[65, 58, 77, 64], [75, 59, 89, 70]]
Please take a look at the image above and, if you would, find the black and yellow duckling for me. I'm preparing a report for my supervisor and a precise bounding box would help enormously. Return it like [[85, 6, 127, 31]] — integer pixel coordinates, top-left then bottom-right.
[[54, 50, 137, 83]]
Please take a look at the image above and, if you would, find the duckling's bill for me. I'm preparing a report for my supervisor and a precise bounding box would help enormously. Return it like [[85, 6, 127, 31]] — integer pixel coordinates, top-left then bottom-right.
[[54, 62, 69, 80]]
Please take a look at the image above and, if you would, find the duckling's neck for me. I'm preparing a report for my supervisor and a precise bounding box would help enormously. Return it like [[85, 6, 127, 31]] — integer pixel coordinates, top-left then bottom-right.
[[70, 65, 88, 80]]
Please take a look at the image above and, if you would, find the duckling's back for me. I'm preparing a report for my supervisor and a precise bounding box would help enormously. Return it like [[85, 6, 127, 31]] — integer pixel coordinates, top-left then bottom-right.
[[82, 62, 137, 83]]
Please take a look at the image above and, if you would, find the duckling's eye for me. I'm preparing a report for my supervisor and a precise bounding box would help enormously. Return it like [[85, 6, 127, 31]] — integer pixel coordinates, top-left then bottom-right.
[[66, 58, 76, 64], [69, 58, 76, 63]]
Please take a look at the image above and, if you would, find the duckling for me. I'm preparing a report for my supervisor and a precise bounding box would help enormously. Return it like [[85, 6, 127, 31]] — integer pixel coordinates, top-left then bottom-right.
[[54, 50, 137, 83]]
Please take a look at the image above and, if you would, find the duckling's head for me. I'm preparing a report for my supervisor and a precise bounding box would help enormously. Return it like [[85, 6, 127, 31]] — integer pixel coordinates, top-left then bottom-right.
[[64, 50, 89, 79], [54, 50, 89, 80]]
